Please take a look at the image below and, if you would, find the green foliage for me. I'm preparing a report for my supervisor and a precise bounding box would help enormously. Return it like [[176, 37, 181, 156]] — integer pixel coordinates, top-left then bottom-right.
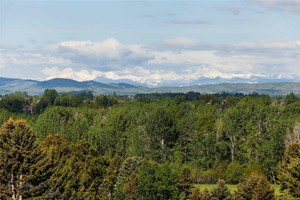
[[40, 135, 109, 199], [34, 106, 97, 142], [0, 108, 10, 126], [136, 161, 179, 200], [179, 166, 193, 198], [210, 179, 231, 200], [225, 161, 244, 184], [123, 172, 139, 200], [0, 118, 51, 199], [113, 156, 142, 199], [0, 93, 299, 199], [233, 172, 276, 200], [284, 92, 299, 105], [34, 89, 59, 113], [98, 155, 124, 199], [0, 96, 25, 113], [145, 107, 177, 163], [189, 186, 201, 200], [278, 143, 300, 198], [199, 188, 212, 200]]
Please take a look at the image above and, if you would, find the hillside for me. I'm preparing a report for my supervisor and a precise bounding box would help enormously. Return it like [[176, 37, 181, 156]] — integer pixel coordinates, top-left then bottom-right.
[[0, 77, 299, 96]]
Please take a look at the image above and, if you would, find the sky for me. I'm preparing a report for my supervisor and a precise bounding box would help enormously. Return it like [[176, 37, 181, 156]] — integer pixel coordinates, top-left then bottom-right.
[[0, 0, 300, 86]]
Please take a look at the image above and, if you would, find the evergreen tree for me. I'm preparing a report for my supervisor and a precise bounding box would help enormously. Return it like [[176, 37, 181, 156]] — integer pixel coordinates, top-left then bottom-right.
[[136, 161, 179, 200], [179, 166, 193, 198], [200, 188, 211, 200], [0, 118, 50, 199], [98, 155, 124, 200], [233, 172, 275, 200], [113, 156, 142, 199], [278, 142, 300, 198], [210, 179, 231, 200], [145, 107, 176, 163], [123, 172, 139, 200], [40, 135, 109, 199], [189, 186, 201, 200]]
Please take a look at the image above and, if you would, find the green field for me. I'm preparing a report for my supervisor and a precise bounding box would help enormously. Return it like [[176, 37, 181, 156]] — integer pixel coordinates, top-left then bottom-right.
[[194, 184, 281, 196]]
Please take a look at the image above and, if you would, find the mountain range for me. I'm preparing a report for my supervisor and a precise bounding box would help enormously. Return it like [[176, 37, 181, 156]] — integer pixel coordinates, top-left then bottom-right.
[[0, 77, 299, 96]]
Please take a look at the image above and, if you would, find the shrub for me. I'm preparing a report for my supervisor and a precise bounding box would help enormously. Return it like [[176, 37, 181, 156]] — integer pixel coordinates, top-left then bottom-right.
[[225, 161, 244, 184]]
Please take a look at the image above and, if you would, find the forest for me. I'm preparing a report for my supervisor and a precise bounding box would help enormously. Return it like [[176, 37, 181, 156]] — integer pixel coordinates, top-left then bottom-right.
[[0, 89, 299, 199]]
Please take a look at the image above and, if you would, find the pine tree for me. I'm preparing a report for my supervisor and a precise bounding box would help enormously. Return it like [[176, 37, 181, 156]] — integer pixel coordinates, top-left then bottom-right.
[[98, 155, 124, 200], [0, 118, 51, 200], [179, 166, 193, 198], [233, 172, 275, 200], [210, 179, 231, 200], [200, 188, 211, 200], [278, 142, 300, 198], [113, 156, 142, 199], [188, 186, 201, 200], [123, 172, 139, 200], [252, 175, 276, 200], [40, 135, 109, 199]]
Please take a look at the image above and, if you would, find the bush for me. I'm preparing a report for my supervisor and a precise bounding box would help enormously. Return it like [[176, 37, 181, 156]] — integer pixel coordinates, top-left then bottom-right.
[[243, 161, 263, 178], [196, 169, 225, 184], [225, 161, 244, 184]]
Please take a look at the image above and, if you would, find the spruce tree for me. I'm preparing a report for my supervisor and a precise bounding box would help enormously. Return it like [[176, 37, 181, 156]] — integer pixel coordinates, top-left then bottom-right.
[[200, 188, 211, 200], [0, 118, 50, 200], [40, 136, 109, 199], [188, 186, 201, 200], [233, 172, 275, 200], [123, 172, 139, 200], [278, 142, 300, 198], [210, 179, 231, 200], [179, 166, 193, 198], [113, 156, 142, 199]]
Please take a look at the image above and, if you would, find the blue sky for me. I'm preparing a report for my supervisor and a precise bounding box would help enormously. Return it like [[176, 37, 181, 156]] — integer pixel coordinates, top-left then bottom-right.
[[1, 0, 300, 85]]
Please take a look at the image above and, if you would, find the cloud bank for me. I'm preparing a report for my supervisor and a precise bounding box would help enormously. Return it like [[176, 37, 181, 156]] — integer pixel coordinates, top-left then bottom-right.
[[1, 38, 300, 86]]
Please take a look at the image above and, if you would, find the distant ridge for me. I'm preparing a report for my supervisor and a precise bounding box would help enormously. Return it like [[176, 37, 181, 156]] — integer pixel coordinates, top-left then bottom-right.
[[0, 77, 299, 96], [36, 78, 120, 89]]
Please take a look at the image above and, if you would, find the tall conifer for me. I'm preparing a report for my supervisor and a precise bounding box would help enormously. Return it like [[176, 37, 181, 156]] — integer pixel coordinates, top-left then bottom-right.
[[0, 118, 50, 200]]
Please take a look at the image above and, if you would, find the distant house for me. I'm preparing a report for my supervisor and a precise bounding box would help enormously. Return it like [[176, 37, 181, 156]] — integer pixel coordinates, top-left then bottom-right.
[[22, 105, 33, 114], [118, 100, 124, 103]]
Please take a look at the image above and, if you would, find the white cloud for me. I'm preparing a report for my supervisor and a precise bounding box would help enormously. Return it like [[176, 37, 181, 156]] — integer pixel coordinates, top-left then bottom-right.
[[47, 38, 153, 69], [162, 37, 203, 49], [236, 40, 300, 49], [1, 38, 300, 86], [0, 50, 71, 68], [43, 67, 103, 81]]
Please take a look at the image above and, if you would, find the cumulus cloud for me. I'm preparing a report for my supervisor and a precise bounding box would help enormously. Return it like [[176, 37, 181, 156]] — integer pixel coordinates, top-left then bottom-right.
[[47, 38, 153, 70], [1, 38, 300, 85]]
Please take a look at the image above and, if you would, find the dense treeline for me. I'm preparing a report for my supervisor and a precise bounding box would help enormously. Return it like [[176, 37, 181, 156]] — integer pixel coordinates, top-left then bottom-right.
[[0, 90, 299, 199]]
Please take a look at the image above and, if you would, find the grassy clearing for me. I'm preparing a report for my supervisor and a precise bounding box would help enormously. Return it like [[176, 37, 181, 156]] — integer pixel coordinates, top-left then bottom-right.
[[194, 184, 281, 196]]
